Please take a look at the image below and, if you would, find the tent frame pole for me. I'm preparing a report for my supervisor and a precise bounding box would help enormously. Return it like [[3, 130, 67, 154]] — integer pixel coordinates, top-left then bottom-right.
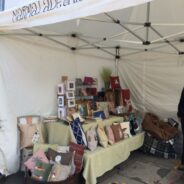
[[104, 13, 145, 42], [24, 29, 71, 49], [146, 2, 150, 42], [150, 26, 181, 53], [115, 47, 120, 76]]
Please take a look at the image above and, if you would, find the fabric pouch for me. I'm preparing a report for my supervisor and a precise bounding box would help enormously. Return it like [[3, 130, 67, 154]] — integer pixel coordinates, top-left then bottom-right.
[[86, 126, 98, 151], [111, 123, 125, 142], [120, 122, 131, 138], [46, 148, 73, 165], [105, 125, 115, 145], [97, 125, 108, 148], [69, 142, 84, 173]]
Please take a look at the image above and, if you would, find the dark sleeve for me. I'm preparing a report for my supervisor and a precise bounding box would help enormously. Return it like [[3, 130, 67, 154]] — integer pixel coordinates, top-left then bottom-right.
[[177, 88, 184, 118]]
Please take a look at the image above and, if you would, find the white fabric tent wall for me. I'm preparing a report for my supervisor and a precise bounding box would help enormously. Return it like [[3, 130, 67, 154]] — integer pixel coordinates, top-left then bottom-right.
[[119, 51, 184, 119], [0, 70, 19, 174], [0, 37, 114, 117], [0, 36, 115, 174]]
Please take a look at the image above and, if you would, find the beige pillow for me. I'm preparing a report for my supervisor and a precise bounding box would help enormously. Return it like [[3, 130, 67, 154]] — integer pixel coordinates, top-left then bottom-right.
[[97, 125, 108, 148], [19, 123, 44, 149]]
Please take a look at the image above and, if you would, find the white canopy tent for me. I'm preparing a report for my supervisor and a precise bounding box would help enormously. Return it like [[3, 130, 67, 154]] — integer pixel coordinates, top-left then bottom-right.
[[0, 0, 184, 174]]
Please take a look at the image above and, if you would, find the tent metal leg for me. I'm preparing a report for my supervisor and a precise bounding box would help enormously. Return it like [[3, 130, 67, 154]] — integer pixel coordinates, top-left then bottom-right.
[[146, 2, 150, 42]]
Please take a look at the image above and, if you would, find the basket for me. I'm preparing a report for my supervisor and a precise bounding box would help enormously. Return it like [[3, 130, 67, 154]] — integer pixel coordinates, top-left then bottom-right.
[[24, 172, 84, 184]]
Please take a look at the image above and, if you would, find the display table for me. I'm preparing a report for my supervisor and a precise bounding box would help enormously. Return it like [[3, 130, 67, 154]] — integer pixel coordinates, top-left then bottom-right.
[[83, 132, 144, 184], [44, 116, 144, 184]]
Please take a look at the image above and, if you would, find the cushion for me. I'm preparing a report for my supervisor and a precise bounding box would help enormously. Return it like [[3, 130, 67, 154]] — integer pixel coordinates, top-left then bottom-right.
[[69, 142, 84, 173], [32, 161, 52, 182], [97, 125, 108, 148], [46, 148, 73, 165], [70, 118, 87, 146], [86, 126, 98, 151], [105, 125, 115, 145], [120, 122, 132, 138], [33, 143, 58, 153], [111, 123, 125, 142], [49, 163, 71, 182], [24, 150, 49, 171], [19, 123, 44, 149]]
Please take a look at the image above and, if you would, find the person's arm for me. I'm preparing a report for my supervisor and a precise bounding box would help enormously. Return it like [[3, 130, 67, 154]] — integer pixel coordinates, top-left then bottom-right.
[[177, 88, 184, 121]]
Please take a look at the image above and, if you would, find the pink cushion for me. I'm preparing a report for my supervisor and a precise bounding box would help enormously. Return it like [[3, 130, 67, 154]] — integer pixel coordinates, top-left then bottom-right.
[[24, 150, 49, 171], [105, 125, 115, 145]]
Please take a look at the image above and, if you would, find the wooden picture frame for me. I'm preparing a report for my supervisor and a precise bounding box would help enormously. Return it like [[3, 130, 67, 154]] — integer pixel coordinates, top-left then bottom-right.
[[57, 83, 65, 95], [66, 91, 75, 99], [67, 99, 76, 108], [66, 80, 75, 91], [58, 95, 64, 107]]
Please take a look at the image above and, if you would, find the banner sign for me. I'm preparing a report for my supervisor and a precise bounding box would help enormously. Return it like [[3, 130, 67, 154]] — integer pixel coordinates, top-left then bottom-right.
[[0, 0, 152, 30], [12, 0, 83, 23]]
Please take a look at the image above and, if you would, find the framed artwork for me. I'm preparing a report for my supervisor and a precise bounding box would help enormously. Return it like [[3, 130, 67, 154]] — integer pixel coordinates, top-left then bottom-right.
[[57, 83, 65, 95], [66, 91, 75, 99], [66, 80, 75, 91], [67, 99, 76, 108], [58, 96, 64, 107], [58, 107, 66, 119]]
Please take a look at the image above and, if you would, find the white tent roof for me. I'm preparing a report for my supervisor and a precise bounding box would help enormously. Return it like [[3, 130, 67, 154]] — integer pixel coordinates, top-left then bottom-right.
[[1, 0, 184, 58]]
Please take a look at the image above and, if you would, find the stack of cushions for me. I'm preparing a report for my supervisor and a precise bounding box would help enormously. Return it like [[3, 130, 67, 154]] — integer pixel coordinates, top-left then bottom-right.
[[24, 142, 84, 182]]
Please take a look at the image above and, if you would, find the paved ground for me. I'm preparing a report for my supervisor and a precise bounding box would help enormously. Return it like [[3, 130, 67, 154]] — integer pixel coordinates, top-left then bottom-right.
[[1, 150, 184, 184], [98, 151, 184, 184]]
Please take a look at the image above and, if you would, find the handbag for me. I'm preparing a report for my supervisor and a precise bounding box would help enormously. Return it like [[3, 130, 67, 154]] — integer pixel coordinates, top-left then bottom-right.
[[83, 77, 93, 85]]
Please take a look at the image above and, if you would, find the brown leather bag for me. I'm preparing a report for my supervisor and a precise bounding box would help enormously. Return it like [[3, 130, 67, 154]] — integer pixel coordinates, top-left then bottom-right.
[[142, 113, 178, 141]]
